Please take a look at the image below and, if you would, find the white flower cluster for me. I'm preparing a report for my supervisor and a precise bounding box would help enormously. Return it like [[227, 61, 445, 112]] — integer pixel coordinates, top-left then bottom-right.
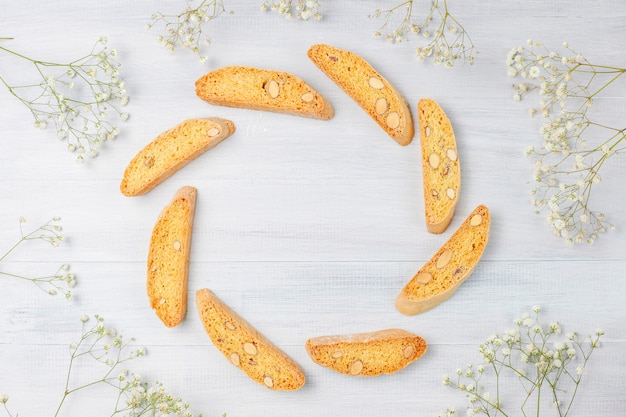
[[117, 373, 197, 417], [440, 306, 604, 417], [261, 0, 322, 21], [1, 217, 75, 299], [370, 0, 477, 67], [149, 0, 230, 64], [508, 39, 625, 244], [151, 2, 475, 68], [1, 315, 202, 417], [0, 37, 129, 163]]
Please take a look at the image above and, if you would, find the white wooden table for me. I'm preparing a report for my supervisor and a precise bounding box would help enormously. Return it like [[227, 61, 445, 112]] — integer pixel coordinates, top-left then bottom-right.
[[1, 2, 624, 416]]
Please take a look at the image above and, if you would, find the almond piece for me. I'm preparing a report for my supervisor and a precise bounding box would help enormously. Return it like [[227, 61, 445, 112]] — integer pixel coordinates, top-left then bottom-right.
[[207, 127, 220, 137], [350, 360, 364, 375], [368, 76, 385, 90], [301, 92, 314, 102], [436, 249, 453, 269], [428, 153, 440, 169], [415, 272, 432, 284], [402, 344, 415, 359], [243, 342, 258, 356], [424, 125, 431, 137], [375, 97, 388, 115], [470, 214, 483, 227], [263, 375, 274, 388], [172, 240, 181, 251], [224, 321, 236, 331], [386, 112, 400, 129], [446, 148, 458, 161], [266, 79, 280, 98], [446, 188, 456, 200], [331, 351, 344, 359], [230, 352, 241, 367], [144, 156, 155, 168]]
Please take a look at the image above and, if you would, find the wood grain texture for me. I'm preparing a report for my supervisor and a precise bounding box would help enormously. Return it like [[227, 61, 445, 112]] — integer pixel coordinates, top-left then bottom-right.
[[1, 1, 625, 417]]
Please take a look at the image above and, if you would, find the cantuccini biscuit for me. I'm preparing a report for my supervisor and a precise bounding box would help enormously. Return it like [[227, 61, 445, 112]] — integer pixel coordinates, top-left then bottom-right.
[[195, 66, 334, 120], [396, 204, 490, 316], [307, 43, 414, 145], [120, 118, 235, 196]]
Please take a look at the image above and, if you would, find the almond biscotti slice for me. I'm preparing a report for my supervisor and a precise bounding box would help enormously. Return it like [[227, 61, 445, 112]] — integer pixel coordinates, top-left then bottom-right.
[[305, 328, 427, 377], [120, 118, 235, 196], [196, 289, 306, 391], [147, 186, 197, 327], [396, 204, 490, 316], [307, 43, 414, 145], [195, 66, 334, 120], [419, 98, 460, 234]]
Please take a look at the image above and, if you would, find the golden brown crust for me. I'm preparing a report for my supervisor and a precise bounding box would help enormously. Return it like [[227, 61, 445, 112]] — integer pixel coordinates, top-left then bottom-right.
[[396, 205, 490, 316], [418, 98, 460, 234], [196, 289, 306, 391], [307, 43, 414, 145], [120, 118, 235, 197], [305, 328, 427, 376], [195, 66, 334, 120], [147, 186, 197, 327]]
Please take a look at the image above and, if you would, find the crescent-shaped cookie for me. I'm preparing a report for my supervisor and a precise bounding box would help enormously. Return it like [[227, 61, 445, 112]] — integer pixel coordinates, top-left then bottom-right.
[[305, 328, 427, 376], [419, 98, 460, 234], [195, 66, 334, 120], [147, 186, 197, 327], [396, 204, 490, 316], [307, 43, 414, 145], [196, 289, 306, 391], [120, 118, 235, 196]]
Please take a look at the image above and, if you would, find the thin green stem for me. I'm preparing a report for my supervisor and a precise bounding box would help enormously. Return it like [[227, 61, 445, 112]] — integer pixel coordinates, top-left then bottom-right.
[[0, 44, 37, 62], [54, 347, 79, 417], [0, 238, 25, 264], [1, 402, 14, 417], [0, 43, 92, 69]]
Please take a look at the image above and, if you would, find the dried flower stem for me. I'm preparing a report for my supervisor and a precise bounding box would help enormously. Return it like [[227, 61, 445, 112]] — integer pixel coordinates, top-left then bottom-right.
[[508, 40, 625, 244], [151, 2, 473, 67], [0, 37, 129, 163], [149, 0, 230, 63], [371, 0, 477, 66], [260, 0, 322, 21], [1, 315, 203, 417], [439, 306, 604, 417], [0, 217, 75, 299]]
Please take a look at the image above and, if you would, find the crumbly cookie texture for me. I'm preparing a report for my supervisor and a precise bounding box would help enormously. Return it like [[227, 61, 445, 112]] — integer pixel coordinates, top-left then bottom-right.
[[307, 43, 414, 146], [306, 328, 427, 376], [120, 118, 235, 196], [419, 98, 460, 234], [196, 289, 306, 391], [147, 186, 197, 327], [396, 204, 490, 316], [195, 66, 334, 120]]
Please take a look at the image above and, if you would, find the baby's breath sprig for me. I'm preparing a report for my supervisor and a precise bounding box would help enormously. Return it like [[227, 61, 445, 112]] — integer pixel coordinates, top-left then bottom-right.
[[260, 0, 322, 21], [149, 0, 231, 63], [0, 217, 75, 299], [439, 306, 604, 417], [370, 0, 476, 67], [0, 37, 129, 163], [508, 40, 625, 244], [1, 314, 203, 417]]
